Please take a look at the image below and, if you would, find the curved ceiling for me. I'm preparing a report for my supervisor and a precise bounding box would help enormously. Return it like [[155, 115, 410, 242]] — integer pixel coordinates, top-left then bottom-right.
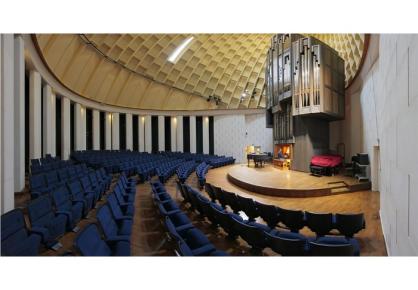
[[33, 34, 367, 111]]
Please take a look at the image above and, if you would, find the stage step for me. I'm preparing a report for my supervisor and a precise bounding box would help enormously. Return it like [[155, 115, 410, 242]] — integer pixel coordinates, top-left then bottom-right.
[[331, 187, 350, 194]]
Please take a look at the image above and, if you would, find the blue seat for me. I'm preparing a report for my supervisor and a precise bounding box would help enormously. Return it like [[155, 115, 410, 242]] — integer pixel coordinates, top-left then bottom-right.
[[335, 213, 365, 238], [107, 193, 134, 220], [223, 190, 241, 214], [165, 212, 194, 235], [114, 186, 134, 208], [164, 218, 216, 256], [277, 207, 306, 233], [51, 186, 84, 231], [29, 174, 51, 199], [230, 215, 268, 253], [80, 175, 101, 203], [67, 180, 95, 216], [305, 212, 335, 236], [204, 183, 217, 202], [265, 230, 309, 256], [96, 205, 132, 242], [157, 200, 181, 216], [74, 224, 130, 256], [236, 195, 259, 221], [254, 201, 280, 229], [88, 171, 105, 198], [210, 204, 241, 239], [1, 209, 41, 256], [309, 236, 360, 256], [27, 195, 67, 248]]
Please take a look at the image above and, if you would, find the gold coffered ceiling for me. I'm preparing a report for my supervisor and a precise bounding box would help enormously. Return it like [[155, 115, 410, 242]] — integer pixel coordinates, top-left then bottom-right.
[[33, 33, 367, 111]]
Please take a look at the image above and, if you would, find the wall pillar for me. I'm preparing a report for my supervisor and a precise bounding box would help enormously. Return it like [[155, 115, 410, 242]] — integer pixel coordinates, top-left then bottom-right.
[[171, 116, 177, 152], [74, 103, 86, 150], [176, 116, 184, 152], [203, 116, 210, 154], [190, 115, 197, 153], [144, 115, 152, 153], [14, 35, 25, 191], [126, 113, 133, 150], [92, 110, 100, 150], [29, 70, 42, 159], [1, 34, 15, 213], [105, 112, 112, 150], [42, 84, 56, 156], [61, 97, 71, 160], [158, 115, 165, 151], [139, 116, 145, 152], [111, 112, 119, 150]]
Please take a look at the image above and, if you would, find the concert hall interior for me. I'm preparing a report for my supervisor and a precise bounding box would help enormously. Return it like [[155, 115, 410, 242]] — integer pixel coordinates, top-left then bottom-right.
[[1, 31, 418, 259]]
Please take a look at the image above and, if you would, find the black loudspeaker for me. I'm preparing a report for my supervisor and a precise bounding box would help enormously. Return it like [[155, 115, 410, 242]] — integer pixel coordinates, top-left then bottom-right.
[[357, 153, 369, 165]]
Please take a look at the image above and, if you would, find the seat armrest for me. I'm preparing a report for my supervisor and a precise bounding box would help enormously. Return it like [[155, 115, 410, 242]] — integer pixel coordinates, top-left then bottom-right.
[[30, 226, 48, 240], [191, 244, 216, 256]]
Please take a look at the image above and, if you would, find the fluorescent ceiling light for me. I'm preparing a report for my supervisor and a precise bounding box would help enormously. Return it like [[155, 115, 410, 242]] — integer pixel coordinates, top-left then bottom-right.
[[168, 36, 194, 64]]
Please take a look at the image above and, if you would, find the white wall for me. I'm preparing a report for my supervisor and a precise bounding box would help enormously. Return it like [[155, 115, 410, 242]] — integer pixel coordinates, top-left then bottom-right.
[[214, 113, 272, 163], [330, 34, 418, 255]]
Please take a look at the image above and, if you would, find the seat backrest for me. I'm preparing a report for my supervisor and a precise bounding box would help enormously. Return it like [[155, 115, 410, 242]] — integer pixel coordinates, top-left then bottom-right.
[[51, 186, 71, 211], [80, 176, 92, 190], [223, 190, 241, 213], [27, 195, 54, 226], [237, 196, 258, 220], [30, 174, 46, 189], [254, 201, 280, 228], [164, 217, 183, 241], [335, 213, 365, 237], [96, 205, 119, 239], [74, 223, 111, 256], [204, 183, 216, 202], [46, 171, 59, 186], [277, 207, 306, 232], [305, 212, 335, 236], [107, 194, 124, 219], [68, 180, 83, 196], [265, 232, 307, 256], [1, 209, 28, 243], [309, 241, 355, 256]]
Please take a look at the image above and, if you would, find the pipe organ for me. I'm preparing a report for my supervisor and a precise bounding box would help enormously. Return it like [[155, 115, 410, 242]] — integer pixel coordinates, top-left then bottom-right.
[[265, 34, 345, 172]]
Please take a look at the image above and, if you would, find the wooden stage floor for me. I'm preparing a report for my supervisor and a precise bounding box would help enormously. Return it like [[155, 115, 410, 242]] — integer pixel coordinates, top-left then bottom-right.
[[227, 164, 371, 197]]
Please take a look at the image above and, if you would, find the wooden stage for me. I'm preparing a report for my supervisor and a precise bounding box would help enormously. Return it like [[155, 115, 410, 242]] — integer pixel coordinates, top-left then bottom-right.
[[227, 164, 371, 197]]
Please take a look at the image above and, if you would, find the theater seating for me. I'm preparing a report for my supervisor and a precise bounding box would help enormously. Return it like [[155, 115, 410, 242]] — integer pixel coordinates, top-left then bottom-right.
[[152, 181, 227, 256], [254, 201, 280, 229], [51, 186, 84, 231], [223, 190, 241, 214], [74, 224, 130, 256], [277, 207, 306, 233], [236, 195, 259, 221], [309, 236, 360, 256], [67, 180, 95, 217], [96, 204, 132, 243], [204, 183, 217, 202], [195, 162, 210, 188], [335, 213, 366, 238], [264, 230, 309, 256], [230, 216, 268, 253], [27, 195, 67, 249], [1, 209, 41, 256], [305, 212, 335, 237], [107, 193, 134, 220]]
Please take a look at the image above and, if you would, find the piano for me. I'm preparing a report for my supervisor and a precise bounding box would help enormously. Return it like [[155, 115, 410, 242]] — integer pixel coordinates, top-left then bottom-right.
[[247, 153, 271, 167]]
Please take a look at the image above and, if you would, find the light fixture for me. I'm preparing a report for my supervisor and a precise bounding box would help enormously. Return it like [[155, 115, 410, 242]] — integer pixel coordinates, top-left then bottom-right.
[[168, 36, 194, 64]]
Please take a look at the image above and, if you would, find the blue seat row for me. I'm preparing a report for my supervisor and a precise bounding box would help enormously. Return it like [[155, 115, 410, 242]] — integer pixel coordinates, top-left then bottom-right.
[[151, 180, 228, 256], [205, 183, 366, 237], [73, 174, 135, 256], [195, 162, 210, 188], [176, 161, 198, 183], [2, 162, 112, 255], [179, 183, 361, 256]]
